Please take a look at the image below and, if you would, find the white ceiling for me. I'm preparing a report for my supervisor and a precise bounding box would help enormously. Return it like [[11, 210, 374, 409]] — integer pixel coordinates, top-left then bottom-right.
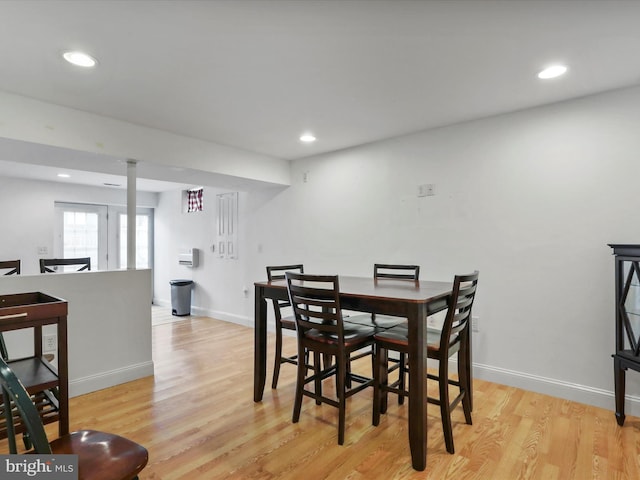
[[1, 0, 640, 190]]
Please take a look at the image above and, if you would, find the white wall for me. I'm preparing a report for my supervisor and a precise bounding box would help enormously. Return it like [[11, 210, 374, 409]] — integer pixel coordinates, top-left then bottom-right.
[[7, 82, 640, 416], [242, 85, 640, 414], [153, 187, 255, 324], [0, 176, 157, 275]]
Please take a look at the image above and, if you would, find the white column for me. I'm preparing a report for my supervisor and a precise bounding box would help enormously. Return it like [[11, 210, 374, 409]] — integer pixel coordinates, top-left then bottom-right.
[[127, 159, 137, 269]]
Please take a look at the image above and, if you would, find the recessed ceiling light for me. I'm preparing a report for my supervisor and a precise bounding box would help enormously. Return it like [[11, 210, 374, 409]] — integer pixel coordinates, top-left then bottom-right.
[[300, 133, 316, 143], [538, 65, 568, 79], [63, 51, 97, 68], [57, 173, 70, 178]]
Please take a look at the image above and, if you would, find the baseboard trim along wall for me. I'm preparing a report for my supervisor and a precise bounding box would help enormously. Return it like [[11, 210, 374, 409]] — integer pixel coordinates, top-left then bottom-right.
[[470, 361, 640, 418], [154, 300, 637, 417], [69, 361, 155, 398]]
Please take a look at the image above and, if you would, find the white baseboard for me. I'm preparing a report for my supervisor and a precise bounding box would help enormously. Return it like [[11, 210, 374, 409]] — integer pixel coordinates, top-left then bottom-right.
[[190, 306, 254, 328], [69, 361, 155, 398], [470, 361, 640, 417], [153, 300, 637, 417]]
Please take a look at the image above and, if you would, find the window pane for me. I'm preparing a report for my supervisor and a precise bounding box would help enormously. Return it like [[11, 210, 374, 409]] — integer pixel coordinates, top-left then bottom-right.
[[62, 211, 99, 271]]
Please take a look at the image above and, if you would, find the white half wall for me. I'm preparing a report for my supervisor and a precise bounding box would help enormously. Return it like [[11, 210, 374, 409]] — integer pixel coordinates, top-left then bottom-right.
[[0, 269, 153, 397]]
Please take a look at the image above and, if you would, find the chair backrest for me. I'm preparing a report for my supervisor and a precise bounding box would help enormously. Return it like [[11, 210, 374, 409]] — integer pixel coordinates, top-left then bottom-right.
[[374, 264, 420, 280], [0, 357, 52, 453], [266, 264, 304, 319], [286, 272, 345, 343], [439, 271, 479, 357], [0, 260, 20, 276], [40, 257, 91, 273]]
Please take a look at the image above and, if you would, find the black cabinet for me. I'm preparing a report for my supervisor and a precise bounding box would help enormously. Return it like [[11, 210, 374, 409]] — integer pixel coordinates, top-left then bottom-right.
[[609, 244, 640, 425]]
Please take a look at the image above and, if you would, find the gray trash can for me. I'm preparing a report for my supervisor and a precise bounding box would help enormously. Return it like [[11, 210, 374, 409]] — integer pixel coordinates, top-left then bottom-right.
[[170, 279, 193, 316]]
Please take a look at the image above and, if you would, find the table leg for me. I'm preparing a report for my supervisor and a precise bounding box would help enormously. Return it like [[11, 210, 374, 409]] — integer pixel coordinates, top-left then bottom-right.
[[407, 304, 428, 471], [254, 285, 267, 402]]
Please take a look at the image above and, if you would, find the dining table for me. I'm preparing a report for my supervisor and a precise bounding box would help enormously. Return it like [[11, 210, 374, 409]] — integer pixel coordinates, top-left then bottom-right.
[[254, 275, 455, 471]]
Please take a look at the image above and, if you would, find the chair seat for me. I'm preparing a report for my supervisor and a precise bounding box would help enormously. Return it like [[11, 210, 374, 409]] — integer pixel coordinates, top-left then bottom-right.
[[305, 323, 376, 348], [50, 430, 148, 480], [373, 324, 442, 351], [345, 313, 406, 330], [280, 315, 296, 330]]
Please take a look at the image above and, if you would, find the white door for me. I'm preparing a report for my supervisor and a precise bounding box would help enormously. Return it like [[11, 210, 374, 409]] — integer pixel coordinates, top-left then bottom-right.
[[109, 207, 154, 269], [54, 203, 108, 271]]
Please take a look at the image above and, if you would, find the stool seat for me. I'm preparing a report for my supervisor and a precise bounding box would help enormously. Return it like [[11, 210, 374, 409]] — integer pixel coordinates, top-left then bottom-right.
[[50, 430, 148, 480]]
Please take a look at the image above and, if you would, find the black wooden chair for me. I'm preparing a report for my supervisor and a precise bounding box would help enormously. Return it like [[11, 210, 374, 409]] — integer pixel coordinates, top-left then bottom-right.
[[40, 257, 91, 273], [286, 272, 375, 445], [266, 264, 306, 389], [373, 271, 479, 454], [0, 260, 20, 276], [345, 264, 420, 397], [0, 357, 148, 479], [346, 264, 421, 329]]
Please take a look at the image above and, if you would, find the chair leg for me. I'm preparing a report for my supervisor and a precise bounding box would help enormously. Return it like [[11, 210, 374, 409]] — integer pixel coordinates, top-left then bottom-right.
[[292, 346, 307, 423], [373, 345, 387, 426], [398, 353, 406, 405], [314, 352, 322, 405], [272, 325, 284, 389], [439, 359, 455, 454], [458, 350, 472, 425], [337, 354, 347, 445]]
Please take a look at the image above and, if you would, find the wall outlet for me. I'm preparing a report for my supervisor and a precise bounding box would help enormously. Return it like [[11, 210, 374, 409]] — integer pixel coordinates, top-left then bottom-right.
[[43, 334, 57, 352], [417, 184, 435, 197], [472, 316, 479, 332], [37, 246, 49, 255]]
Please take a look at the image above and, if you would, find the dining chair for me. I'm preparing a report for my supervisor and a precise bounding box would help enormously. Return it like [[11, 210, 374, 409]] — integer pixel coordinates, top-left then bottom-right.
[[286, 271, 375, 445], [344, 264, 420, 397], [0, 357, 148, 479], [346, 264, 421, 329], [0, 260, 20, 276], [266, 264, 306, 389], [372, 271, 479, 454], [40, 257, 91, 273]]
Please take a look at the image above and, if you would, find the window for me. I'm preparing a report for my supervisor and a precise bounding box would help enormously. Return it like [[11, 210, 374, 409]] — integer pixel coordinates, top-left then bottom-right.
[[186, 188, 203, 212], [55, 203, 153, 270], [117, 212, 152, 269], [55, 203, 107, 270]]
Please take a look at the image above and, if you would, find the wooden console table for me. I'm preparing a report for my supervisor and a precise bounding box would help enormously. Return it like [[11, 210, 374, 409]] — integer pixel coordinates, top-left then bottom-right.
[[0, 292, 68, 443]]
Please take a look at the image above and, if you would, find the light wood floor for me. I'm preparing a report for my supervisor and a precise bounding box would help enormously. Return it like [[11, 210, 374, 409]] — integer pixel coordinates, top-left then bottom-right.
[[4, 313, 640, 479]]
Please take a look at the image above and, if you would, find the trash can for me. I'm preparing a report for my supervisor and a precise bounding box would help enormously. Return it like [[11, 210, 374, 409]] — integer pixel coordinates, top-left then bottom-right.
[[170, 279, 193, 316]]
